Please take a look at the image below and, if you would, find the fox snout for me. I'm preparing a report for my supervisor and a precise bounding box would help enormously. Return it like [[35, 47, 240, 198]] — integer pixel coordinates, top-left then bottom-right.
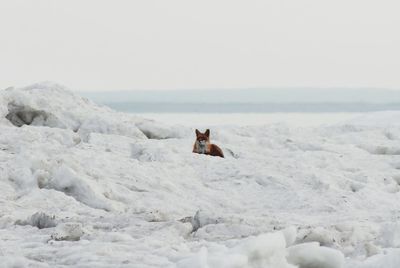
[[199, 140, 206, 146], [197, 140, 207, 154]]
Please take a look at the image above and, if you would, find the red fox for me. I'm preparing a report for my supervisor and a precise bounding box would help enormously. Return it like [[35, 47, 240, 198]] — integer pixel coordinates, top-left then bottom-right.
[[193, 129, 224, 158]]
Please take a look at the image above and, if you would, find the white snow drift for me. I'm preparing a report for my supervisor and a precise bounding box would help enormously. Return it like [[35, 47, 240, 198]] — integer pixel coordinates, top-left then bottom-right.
[[0, 82, 400, 267]]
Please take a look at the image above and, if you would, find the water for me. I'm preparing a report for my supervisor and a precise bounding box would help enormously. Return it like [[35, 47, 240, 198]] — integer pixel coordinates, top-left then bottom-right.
[[135, 112, 362, 127], [100, 102, 398, 126], [105, 102, 400, 113]]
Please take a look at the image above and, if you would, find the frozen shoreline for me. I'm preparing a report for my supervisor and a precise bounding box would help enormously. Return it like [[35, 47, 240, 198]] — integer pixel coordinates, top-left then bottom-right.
[[1, 83, 400, 267], [133, 112, 363, 127]]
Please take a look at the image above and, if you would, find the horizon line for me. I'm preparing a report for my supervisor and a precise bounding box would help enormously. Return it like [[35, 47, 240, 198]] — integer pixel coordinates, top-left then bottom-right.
[[75, 86, 400, 92]]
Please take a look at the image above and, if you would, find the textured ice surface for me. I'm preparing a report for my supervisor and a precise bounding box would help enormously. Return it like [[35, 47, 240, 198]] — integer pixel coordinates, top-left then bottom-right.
[[1, 83, 400, 267]]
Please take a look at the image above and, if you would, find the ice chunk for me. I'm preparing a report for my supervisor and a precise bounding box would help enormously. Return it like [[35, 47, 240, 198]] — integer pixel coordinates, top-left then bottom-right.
[[2, 82, 150, 139], [346, 249, 400, 268], [136, 120, 188, 139], [287, 242, 344, 268], [15, 212, 56, 229], [379, 223, 400, 247], [131, 140, 180, 162], [51, 222, 84, 241], [282, 226, 298, 247], [47, 165, 114, 211], [178, 232, 296, 268]]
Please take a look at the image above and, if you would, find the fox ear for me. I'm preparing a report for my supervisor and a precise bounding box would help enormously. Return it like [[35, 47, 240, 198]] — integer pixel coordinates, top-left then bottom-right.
[[205, 129, 210, 137], [195, 129, 201, 136]]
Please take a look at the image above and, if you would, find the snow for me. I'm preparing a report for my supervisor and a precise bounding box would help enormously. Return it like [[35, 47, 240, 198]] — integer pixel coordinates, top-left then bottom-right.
[[15, 212, 57, 229], [1, 82, 400, 267], [177, 232, 296, 268], [287, 242, 344, 268]]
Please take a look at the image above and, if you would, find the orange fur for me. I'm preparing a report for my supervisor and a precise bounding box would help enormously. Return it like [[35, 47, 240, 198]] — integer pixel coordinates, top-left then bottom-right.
[[193, 129, 224, 158]]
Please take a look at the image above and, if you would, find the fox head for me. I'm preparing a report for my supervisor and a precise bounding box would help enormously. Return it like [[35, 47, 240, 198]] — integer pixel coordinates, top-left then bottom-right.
[[194, 129, 210, 154]]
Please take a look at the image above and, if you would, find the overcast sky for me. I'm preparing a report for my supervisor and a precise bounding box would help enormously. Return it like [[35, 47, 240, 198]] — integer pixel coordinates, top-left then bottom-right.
[[0, 0, 399, 91]]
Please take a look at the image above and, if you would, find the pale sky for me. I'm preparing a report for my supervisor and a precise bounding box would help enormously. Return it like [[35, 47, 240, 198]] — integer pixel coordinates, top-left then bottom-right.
[[0, 0, 399, 91]]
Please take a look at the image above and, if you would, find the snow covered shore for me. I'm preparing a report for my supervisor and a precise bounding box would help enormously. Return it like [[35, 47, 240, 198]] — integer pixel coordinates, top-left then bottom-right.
[[1, 83, 400, 267]]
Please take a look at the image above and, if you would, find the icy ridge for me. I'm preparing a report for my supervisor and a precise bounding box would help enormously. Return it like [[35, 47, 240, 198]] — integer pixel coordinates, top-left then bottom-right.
[[0, 83, 400, 267]]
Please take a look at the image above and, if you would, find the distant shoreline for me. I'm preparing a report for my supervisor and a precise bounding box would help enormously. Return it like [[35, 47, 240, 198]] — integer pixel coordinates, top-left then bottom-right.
[[103, 102, 400, 113]]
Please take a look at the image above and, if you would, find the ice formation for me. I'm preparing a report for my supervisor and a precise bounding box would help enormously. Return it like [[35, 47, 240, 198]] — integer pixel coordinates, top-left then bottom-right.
[[1, 82, 400, 267]]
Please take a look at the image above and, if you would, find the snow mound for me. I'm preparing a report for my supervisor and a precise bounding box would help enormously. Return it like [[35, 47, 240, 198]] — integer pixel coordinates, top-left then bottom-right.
[[360, 145, 400, 155], [15, 212, 57, 229], [136, 120, 189, 139], [179, 210, 225, 232], [1, 82, 185, 140], [379, 223, 400, 248], [131, 140, 181, 162], [0, 257, 40, 268], [346, 249, 400, 268], [2, 82, 400, 267], [51, 222, 84, 241], [178, 230, 344, 268], [177, 232, 294, 268], [343, 111, 400, 127], [46, 164, 116, 211], [287, 242, 344, 268]]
